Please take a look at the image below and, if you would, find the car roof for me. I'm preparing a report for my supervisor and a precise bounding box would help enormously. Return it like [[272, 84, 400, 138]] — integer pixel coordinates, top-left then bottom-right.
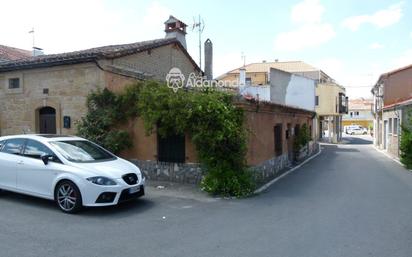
[[0, 134, 85, 142]]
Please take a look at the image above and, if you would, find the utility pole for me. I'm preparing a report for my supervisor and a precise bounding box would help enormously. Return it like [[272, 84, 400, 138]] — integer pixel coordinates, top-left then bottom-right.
[[28, 27, 35, 55]]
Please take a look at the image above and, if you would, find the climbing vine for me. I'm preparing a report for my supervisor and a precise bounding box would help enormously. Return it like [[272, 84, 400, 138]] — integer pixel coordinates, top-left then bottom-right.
[[77, 81, 254, 197]]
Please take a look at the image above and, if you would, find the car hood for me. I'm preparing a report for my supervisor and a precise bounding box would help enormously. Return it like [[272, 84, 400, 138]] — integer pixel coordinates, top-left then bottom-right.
[[68, 158, 140, 179]]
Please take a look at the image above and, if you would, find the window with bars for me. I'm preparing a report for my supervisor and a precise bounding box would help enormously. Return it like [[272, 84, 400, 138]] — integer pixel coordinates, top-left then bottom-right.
[[274, 124, 283, 156], [393, 118, 398, 135], [8, 78, 20, 89], [157, 133, 185, 163]]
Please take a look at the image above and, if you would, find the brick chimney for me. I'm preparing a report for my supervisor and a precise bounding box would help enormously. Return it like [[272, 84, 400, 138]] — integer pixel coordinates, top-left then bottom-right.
[[164, 15, 187, 49]]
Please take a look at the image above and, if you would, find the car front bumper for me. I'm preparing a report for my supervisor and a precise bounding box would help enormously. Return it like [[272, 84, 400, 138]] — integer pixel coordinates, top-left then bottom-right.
[[81, 177, 145, 207]]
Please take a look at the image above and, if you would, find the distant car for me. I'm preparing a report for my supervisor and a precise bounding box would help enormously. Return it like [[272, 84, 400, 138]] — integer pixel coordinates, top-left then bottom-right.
[[347, 127, 368, 135], [0, 134, 145, 213]]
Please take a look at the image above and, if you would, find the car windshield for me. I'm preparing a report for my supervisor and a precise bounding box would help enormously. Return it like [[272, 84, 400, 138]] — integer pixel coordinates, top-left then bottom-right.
[[50, 140, 115, 163]]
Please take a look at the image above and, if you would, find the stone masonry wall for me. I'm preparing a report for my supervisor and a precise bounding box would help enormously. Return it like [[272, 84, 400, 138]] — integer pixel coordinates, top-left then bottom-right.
[[131, 160, 203, 184], [130, 142, 319, 185]]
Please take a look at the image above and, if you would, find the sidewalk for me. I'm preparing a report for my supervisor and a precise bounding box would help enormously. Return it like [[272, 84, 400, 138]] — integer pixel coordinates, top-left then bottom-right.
[[145, 180, 218, 202]]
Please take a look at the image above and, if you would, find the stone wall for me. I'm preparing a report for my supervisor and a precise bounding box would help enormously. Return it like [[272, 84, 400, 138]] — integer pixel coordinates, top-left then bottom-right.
[[131, 159, 203, 184], [0, 63, 103, 136], [251, 141, 319, 186], [0, 44, 199, 137], [130, 142, 319, 186]]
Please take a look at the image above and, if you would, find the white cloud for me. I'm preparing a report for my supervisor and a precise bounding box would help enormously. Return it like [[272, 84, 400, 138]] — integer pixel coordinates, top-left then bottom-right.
[[274, 0, 335, 52], [342, 2, 403, 31], [141, 2, 172, 39], [369, 42, 384, 49], [274, 24, 335, 51], [0, 0, 172, 54], [291, 0, 325, 24], [389, 49, 412, 70], [214, 51, 244, 78], [313, 58, 379, 99]]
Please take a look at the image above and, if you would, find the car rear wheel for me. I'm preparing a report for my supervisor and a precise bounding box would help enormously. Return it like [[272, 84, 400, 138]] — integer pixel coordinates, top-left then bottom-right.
[[55, 181, 83, 214]]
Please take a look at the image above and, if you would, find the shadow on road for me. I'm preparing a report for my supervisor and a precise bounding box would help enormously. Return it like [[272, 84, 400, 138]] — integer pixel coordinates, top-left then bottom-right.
[[0, 190, 155, 217], [342, 135, 373, 145]]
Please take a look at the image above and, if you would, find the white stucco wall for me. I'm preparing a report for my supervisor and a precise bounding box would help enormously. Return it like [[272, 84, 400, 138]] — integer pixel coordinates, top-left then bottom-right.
[[269, 68, 315, 111]]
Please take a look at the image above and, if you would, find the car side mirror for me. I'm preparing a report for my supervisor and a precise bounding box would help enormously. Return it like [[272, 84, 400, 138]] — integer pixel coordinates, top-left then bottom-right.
[[41, 154, 53, 165]]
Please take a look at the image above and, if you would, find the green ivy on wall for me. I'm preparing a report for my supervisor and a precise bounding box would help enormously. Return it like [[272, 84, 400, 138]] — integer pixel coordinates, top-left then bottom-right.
[[77, 81, 254, 197]]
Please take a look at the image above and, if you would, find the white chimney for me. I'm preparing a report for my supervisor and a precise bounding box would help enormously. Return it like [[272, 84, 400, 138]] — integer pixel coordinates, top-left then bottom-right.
[[239, 68, 246, 92], [164, 15, 187, 49]]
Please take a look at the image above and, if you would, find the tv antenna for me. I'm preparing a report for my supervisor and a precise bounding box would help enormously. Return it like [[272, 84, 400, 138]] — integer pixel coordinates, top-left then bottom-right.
[[28, 27, 35, 55], [192, 15, 205, 69]]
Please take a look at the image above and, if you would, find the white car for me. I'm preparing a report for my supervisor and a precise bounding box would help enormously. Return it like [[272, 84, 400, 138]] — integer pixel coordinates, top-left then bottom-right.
[[346, 127, 368, 135], [0, 134, 145, 213]]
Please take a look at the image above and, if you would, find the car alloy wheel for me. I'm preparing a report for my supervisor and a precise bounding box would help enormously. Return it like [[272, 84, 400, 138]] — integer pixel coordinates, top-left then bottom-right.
[[55, 181, 82, 213]]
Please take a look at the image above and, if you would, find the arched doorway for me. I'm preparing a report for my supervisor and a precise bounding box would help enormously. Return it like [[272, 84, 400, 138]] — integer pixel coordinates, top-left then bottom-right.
[[39, 107, 56, 134]]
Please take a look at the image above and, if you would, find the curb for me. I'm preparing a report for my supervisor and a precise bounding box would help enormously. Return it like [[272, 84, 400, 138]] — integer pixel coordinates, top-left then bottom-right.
[[373, 146, 411, 170], [254, 146, 322, 194]]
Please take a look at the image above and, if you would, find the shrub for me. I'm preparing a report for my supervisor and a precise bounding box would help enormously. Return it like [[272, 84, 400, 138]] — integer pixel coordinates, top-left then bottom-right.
[[400, 112, 412, 169], [137, 82, 254, 197], [76, 88, 132, 154], [294, 124, 311, 150], [79, 81, 255, 197]]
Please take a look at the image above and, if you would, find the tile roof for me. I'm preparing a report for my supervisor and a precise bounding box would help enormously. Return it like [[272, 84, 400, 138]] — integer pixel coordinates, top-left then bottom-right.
[[224, 61, 320, 74], [349, 98, 373, 110], [0, 45, 31, 62], [0, 38, 200, 72]]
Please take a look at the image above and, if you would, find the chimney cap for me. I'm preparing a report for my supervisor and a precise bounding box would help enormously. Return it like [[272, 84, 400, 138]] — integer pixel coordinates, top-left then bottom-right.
[[164, 15, 187, 34]]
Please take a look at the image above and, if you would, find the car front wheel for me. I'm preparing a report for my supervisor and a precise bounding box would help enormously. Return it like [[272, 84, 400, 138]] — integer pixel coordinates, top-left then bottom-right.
[[55, 181, 83, 214]]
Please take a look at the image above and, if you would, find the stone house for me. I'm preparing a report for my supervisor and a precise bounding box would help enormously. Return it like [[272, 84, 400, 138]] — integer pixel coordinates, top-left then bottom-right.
[[372, 64, 412, 158], [0, 17, 200, 136], [0, 17, 317, 184]]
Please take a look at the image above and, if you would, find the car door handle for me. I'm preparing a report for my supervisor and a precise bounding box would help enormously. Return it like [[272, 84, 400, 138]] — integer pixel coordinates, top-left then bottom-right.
[[17, 160, 24, 165]]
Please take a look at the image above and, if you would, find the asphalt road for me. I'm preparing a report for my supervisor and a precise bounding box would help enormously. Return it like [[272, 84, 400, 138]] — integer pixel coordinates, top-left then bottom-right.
[[1, 135, 412, 257]]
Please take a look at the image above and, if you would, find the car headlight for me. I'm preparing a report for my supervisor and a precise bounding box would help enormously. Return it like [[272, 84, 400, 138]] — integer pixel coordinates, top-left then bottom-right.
[[87, 176, 117, 186]]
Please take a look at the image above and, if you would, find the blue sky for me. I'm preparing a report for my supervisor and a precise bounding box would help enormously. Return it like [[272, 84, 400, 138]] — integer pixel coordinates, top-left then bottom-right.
[[1, 0, 411, 98]]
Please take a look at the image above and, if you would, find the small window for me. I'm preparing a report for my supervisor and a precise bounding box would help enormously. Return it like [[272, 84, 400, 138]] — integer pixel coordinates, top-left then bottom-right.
[[356, 111, 359, 116], [1, 138, 25, 155], [274, 124, 283, 156], [315, 96, 319, 106], [0, 140, 5, 151], [350, 112, 353, 117], [393, 118, 398, 135], [8, 78, 20, 89], [294, 124, 300, 137], [286, 123, 291, 139], [389, 118, 393, 134], [23, 139, 55, 160], [158, 133, 185, 163], [245, 77, 252, 86]]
